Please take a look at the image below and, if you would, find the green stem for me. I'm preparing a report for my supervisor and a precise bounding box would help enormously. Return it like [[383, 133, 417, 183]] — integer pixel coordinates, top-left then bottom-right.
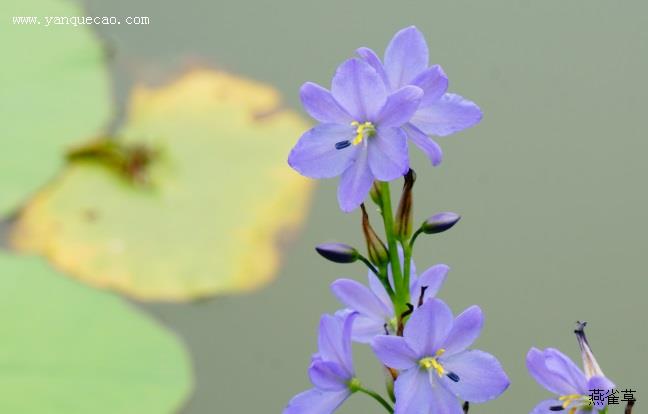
[[403, 241, 413, 294], [378, 265, 395, 299], [378, 181, 408, 316], [357, 387, 394, 413], [409, 228, 424, 249], [358, 255, 380, 277]]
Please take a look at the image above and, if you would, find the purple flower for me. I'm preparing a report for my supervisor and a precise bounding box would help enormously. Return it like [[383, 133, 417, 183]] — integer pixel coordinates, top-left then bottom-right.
[[356, 26, 482, 166], [371, 299, 509, 414], [284, 311, 358, 414], [526, 325, 614, 414], [288, 58, 423, 212], [331, 260, 449, 343]]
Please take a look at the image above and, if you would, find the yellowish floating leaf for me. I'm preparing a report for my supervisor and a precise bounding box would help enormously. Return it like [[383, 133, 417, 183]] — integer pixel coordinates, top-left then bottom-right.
[[0, 253, 192, 413], [11, 70, 314, 301]]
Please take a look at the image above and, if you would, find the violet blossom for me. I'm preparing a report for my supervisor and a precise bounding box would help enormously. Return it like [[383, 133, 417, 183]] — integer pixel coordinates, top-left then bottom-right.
[[284, 311, 358, 414], [288, 57, 423, 212], [526, 323, 614, 414], [356, 26, 482, 166], [331, 261, 449, 342], [371, 298, 509, 414]]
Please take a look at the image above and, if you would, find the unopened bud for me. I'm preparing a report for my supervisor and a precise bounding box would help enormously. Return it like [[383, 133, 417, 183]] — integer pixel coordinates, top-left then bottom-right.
[[361, 204, 389, 266], [395, 169, 416, 240], [420, 212, 461, 234], [315, 243, 359, 264], [369, 181, 382, 206]]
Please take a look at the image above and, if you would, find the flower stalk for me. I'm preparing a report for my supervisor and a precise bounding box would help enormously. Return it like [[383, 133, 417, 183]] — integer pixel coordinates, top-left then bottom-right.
[[625, 399, 635, 414], [355, 386, 394, 413], [377, 181, 409, 319]]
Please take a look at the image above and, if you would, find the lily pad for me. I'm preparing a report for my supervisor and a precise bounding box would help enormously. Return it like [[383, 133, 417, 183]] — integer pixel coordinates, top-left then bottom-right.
[[0, 253, 192, 413], [0, 0, 111, 216], [11, 70, 314, 301]]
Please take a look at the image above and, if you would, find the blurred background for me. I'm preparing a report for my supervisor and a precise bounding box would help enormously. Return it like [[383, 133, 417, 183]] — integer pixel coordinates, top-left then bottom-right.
[[2, 0, 647, 413]]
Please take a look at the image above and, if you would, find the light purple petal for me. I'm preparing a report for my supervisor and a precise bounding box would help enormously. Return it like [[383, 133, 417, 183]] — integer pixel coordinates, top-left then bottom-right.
[[331, 58, 387, 121], [337, 146, 373, 212], [371, 335, 418, 370], [526, 348, 587, 396], [410, 264, 449, 304], [443, 305, 483, 356], [376, 86, 423, 127], [349, 315, 386, 343], [411, 65, 449, 106], [368, 127, 409, 181], [309, 360, 349, 391], [283, 388, 351, 414], [545, 349, 589, 394], [393, 368, 435, 414], [300, 82, 353, 124], [403, 123, 443, 166], [530, 399, 565, 414], [338, 311, 357, 375], [367, 272, 393, 313], [411, 93, 482, 137], [587, 376, 615, 408], [317, 312, 357, 376], [383, 26, 429, 90], [288, 123, 358, 179], [403, 298, 454, 356], [331, 279, 391, 320], [426, 375, 464, 414], [441, 350, 510, 403], [587, 375, 615, 393], [356, 47, 389, 88]]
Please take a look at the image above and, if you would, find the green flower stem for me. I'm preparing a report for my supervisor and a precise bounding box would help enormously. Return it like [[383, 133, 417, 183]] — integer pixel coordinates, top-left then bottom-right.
[[378, 181, 408, 317], [409, 227, 424, 249], [356, 386, 394, 413], [378, 265, 395, 299], [358, 254, 380, 277], [402, 240, 413, 295]]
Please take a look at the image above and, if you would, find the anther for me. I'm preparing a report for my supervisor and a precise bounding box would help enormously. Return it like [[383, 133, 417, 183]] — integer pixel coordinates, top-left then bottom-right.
[[335, 140, 351, 150], [446, 372, 460, 382], [418, 286, 428, 307]]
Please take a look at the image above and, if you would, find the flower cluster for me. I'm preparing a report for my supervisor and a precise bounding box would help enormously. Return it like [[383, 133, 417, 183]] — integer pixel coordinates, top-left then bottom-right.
[[284, 26, 625, 414]]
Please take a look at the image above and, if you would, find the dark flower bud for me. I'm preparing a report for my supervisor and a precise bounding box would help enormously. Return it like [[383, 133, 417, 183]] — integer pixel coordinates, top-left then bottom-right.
[[395, 169, 416, 240], [315, 243, 359, 264], [420, 212, 461, 234], [361, 204, 389, 266]]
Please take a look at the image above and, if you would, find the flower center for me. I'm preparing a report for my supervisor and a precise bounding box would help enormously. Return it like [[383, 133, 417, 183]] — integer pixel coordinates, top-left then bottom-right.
[[351, 121, 375, 145], [334, 121, 376, 150], [549, 394, 593, 413], [419, 349, 447, 377]]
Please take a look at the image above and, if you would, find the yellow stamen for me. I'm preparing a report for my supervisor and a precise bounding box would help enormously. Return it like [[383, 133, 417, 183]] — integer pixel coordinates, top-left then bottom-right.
[[419, 349, 446, 377], [558, 394, 583, 414], [350, 121, 375, 146]]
